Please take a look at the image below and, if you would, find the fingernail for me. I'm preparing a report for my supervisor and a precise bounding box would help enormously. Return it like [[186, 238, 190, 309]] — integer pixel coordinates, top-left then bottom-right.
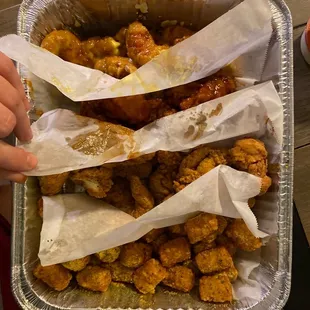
[[26, 153, 38, 169]]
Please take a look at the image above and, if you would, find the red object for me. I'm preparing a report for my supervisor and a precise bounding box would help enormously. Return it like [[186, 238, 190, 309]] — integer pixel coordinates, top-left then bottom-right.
[[0, 215, 20, 310], [306, 19, 310, 51]]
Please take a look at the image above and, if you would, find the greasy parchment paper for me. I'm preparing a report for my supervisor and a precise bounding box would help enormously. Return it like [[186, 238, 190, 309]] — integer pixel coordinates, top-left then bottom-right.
[[0, 0, 272, 101], [20, 81, 283, 176]]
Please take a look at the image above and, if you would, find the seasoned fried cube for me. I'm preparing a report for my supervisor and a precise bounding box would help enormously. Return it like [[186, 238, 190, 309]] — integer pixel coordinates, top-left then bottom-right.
[[151, 233, 169, 253], [95, 246, 121, 263], [219, 265, 238, 283], [167, 224, 187, 237], [185, 213, 218, 244], [133, 259, 167, 294], [162, 265, 195, 292], [217, 216, 228, 235], [199, 274, 233, 303], [62, 256, 90, 272], [195, 247, 233, 274], [76, 266, 111, 292], [38, 172, 70, 195], [225, 219, 262, 252], [143, 228, 165, 243], [193, 240, 216, 254], [120, 242, 152, 268], [159, 237, 191, 267], [105, 261, 134, 283], [33, 263, 72, 291], [216, 235, 237, 257]]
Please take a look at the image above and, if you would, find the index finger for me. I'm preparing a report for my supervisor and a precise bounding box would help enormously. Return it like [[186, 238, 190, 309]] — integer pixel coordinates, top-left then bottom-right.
[[0, 52, 30, 111]]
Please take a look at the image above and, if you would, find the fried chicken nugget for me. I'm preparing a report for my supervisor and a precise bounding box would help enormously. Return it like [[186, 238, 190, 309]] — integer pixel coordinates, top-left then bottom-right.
[[70, 166, 113, 199], [162, 265, 195, 292], [33, 263, 72, 291], [199, 274, 233, 303], [95, 246, 121, 263], [143, 228, 165, 243], [94, 56, 137, 78], [38, 172, 70, 196], [161, 25, 194, 45], [159, 237, 191, 267], [76, 266, 111, 292], [120, 242, 152, 268], [126, 21, 169, 66], [133, 259, 167, 294], [62, 256, 90, 272], [225, 219, 262, 252], [195, 247, 233, 274], [185, 213, 218, 244], [105, 261, 134, 283]]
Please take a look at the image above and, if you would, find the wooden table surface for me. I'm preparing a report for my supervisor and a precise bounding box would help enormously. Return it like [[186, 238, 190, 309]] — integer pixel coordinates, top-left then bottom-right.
[[1, 0, 310, 243]]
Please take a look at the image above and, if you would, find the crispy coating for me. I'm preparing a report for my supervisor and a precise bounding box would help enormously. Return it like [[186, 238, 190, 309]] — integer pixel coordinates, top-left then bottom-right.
[[133, 259, 167, 294], [95, 246, 121, 263], [120, 242, 152, 268], [70, 166, 113, 198], [157, 151, 183, 167], [185, 213, 218, 244], [37, 197, 43, 218], [161, 25, 194, 45], [76, 266, 111, 292], [62, 256, 90, 272], [167, 224, 187, 237], [219, 265, 238, 283], [151, 233, 169, 253], [114, 161, 153, 179], [105, 261, 134, 283], [225, 219, 262, 252], [126, 21, 169, 66], [215, 234, 237, 257], [33, 263, 72, 291], [38, 172, 70, 196], [130, 175, 154, 218], [199, 274, 233, 303], [193, 240, 217, 255], [143, 228, 165, 243], [162, 265, 195, 292], [180, 75, 236, 110], [94, 56, 137, 78], [159, 237, 191, 267], [195, 247, 233, 274]]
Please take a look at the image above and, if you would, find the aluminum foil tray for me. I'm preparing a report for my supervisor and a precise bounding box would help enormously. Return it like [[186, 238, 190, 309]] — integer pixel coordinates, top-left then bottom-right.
[[12, 0, 294, 309]]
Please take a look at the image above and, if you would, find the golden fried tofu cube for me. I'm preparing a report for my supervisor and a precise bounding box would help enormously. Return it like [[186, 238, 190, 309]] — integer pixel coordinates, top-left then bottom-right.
[[95, 246, 121, 263], [159, 237, 191, 267], [33, 263, 72, 291], [199, 274, 233, 303], [225, 219, 262, 252], [162, 265, 195, 292], [220, 265, 238, 283], [62, 256, 90, 272], [151, 233, 169, 253], [167, 224, 187, 237], [39, 172, 70, 196], [185, 213, 218, 244], [105, 261, 134, 283], [217, 216, 228, 235], [133, 259, 167, 294], [76, 266, 111, 292], [216, 234, 237, 257], [143, 228, 165, 243], [120, 242, 152, 268], [195, 247, 233, 274], [193, 240, 216, 254]]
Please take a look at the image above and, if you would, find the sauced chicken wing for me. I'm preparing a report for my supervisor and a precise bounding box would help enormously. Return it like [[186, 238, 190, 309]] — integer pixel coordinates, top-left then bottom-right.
[[161, 25, 194, 45], [94, 56, 137, 78], [70, 166, 113, 198], [126, 21, 169, 66], [38, 172, 70, 196], [33, 263, 72, 291], [62, 256, 90, 272]]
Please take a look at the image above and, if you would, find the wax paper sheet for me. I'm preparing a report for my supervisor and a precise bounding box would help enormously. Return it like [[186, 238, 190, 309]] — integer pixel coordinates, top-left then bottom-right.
[[0, 0, 272, 101], [20, 81, 283, 176]]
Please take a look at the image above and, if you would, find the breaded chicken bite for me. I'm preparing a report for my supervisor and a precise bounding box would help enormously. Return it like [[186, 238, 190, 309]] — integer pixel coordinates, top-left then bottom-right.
[[143, 228, 165, 243], [159, 237, 191, 267], [195, 247, 233, 274], [185, 213, 218, 244], [219, 265, 238, 283], [95, 246, 121, 263], [76, 266, 111, 292], [105, 261, 134, 283], [225, 219, 262, 252], [162, 265, 195, 292], [62, 256, 90, 272], [70, 166, 113, 198], [33, 263, 72, 291], [38, 172, 70, 196], [120, 242, 152, 268], [199, 274, 233, 303], [133, 259, 167, 294]]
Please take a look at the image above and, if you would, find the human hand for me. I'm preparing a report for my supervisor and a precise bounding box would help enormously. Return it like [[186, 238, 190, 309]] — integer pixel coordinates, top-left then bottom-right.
[[0, 52, 37, 183]]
